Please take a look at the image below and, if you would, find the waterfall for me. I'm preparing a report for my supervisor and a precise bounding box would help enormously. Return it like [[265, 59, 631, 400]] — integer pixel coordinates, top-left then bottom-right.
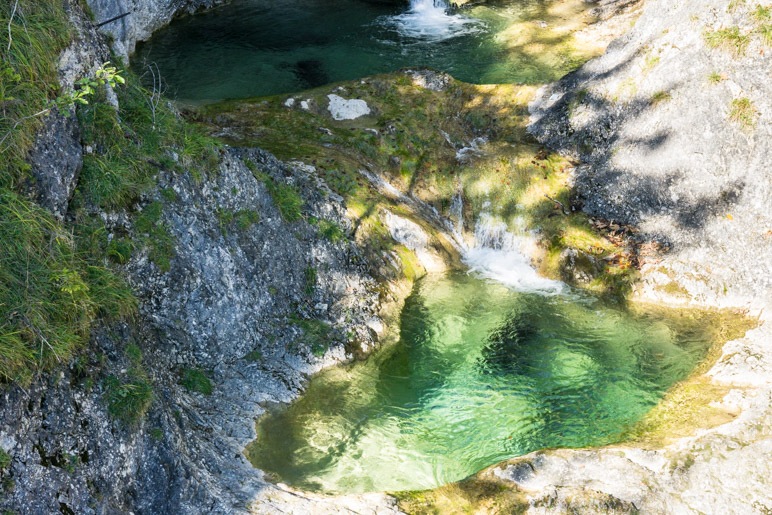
[[464, 212, 563, 294], [384, 0, 482, 41]]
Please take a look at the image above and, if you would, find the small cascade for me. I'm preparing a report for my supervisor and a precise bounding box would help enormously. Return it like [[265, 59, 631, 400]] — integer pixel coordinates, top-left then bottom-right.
[[385, 0, 482, 41], [464, 212, 563, 294]]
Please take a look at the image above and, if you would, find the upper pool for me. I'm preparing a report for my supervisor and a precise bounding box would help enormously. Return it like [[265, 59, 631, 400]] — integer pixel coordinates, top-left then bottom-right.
[[133, 0, 595, 102]]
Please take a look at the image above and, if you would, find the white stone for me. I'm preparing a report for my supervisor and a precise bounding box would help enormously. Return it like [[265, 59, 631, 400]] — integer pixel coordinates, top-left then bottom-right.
[[326, 94, 371, 121], [283, 98, 296, 108]]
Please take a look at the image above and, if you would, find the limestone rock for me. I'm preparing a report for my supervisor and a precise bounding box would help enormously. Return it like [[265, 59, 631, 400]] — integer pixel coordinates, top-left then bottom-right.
[[326, 94, 371, 121]]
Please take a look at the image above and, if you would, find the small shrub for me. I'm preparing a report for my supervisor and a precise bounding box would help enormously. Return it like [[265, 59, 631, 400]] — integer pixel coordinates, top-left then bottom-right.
[[180, 367, 213, 395]]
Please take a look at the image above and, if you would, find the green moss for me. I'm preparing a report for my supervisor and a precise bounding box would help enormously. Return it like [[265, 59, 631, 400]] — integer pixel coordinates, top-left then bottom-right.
[[620, 309, 756, 447], [393, 477, 529, 515], [180, 367, 213, 395]]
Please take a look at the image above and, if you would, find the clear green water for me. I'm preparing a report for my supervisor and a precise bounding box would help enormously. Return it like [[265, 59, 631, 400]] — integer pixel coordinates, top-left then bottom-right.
[[133, 0, 576, 102], [247, 272, 721, 494]]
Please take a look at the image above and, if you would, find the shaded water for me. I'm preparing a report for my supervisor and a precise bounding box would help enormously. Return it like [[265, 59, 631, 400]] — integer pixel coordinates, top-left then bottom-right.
[[247, 272, 723, 494], [134, 0, 581, 102]]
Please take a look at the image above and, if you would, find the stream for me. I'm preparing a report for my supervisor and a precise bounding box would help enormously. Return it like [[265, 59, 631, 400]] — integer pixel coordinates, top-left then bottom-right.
[[136, 0, 734, 496]]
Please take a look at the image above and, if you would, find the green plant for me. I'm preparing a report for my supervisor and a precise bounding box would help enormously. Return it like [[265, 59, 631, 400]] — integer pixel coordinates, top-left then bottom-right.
[[317, 219, 344, 243], [704, 27, 750, 55], [180, 367, 213, 395], [217, 208, 259, 235], [0, 192, 135, 383], [708, 71, 725, 84], [244, 349, 263, 362], [304, 266, 317, 296], [149, 428, 164, 441], [291, 316, 332, 357], [104, 375, 154, 425], [104, 344, 153, 425], [0, 0, 71, 188], [753, 4, 771, 21], [651, 90, 672, 104], [729, 97, 758, 128], [258, 175, 303, 222], [0, 448, 10, 470]]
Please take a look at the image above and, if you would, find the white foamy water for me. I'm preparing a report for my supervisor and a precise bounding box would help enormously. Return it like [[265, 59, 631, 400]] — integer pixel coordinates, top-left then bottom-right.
[[384, 0, 483, 41], [464, 213, 564, 294]]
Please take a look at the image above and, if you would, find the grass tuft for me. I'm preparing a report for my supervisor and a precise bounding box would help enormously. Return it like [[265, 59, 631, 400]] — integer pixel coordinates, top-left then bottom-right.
[[704, 27, 750, 55], [104, 344, 153, 426], [180, 367, 213, 395], [729, 97, 758, 129], [266, 180, 303, 222]]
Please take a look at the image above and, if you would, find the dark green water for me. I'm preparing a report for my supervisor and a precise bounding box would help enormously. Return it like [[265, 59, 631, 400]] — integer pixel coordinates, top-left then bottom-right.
[[134, 0, 573, 102], [247, 272, 722, 493]]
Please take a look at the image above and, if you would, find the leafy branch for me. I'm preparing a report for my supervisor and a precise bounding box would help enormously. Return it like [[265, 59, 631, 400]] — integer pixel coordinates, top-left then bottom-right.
[[0, 62, 125, 151]]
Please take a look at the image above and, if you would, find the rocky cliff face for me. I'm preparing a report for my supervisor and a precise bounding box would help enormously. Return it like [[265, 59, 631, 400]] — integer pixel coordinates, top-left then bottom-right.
[[529, 0, 772, 310], [1, 3, 406, 511], [496, 0, 772, 512], [1, 142, 401, 513], [86, 0, 225, 57]]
